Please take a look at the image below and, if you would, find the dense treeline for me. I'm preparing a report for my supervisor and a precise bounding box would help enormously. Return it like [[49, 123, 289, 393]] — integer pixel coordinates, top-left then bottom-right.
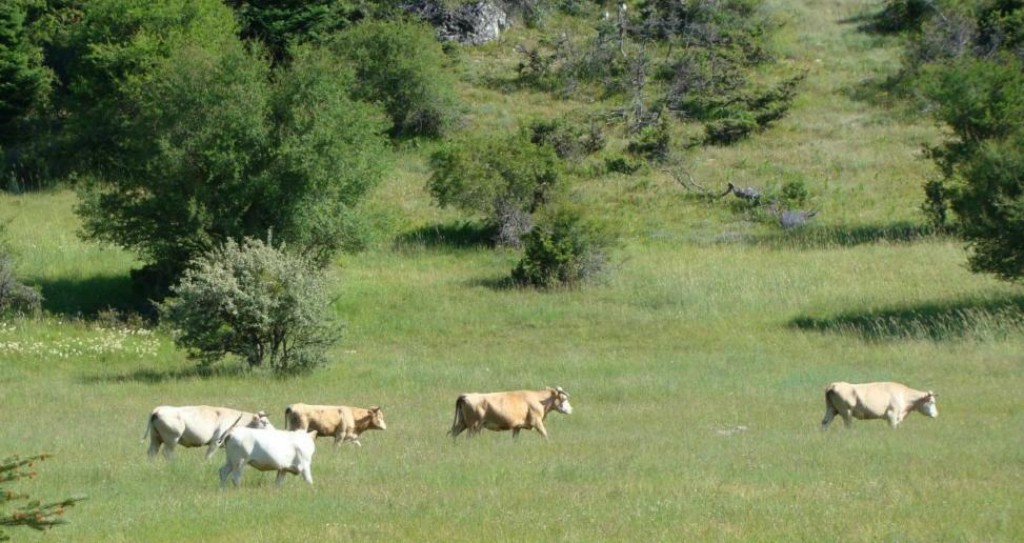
[[3, 0, 1021, 368], [1, 0, 799, 296]]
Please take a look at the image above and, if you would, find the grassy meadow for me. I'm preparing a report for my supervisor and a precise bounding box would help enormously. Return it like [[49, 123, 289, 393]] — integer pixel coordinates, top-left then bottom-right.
[[3, 0, 1024, 541]]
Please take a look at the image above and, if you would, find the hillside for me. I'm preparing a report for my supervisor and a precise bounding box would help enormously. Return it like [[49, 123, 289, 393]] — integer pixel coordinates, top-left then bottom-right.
[[2, 0, 1023, 541]]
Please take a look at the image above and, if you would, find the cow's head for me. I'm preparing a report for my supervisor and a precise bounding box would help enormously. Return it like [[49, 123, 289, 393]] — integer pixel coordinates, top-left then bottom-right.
[[917, 391, 938, 418], [249, 410, 275, 429], [551, 387, 573, 415], [368, 406, 387, 431]]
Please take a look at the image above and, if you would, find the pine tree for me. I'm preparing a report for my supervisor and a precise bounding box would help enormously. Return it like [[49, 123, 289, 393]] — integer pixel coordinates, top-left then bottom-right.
[[1, 454, 84, 540]]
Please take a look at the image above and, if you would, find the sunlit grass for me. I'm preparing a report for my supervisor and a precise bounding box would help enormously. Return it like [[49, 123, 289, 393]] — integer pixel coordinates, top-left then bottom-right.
[[2, 0, 1024, 541]]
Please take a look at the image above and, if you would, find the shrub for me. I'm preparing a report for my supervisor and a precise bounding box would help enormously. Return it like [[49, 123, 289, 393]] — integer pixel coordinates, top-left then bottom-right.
[[528, 117, 605, 160], [158, 237, 341, 374], [512, 205, 613, 288], [626, 121, 670, 162], [604, 155, 645, 175], [428, 133, 562, 246], [0, 252, 41, 317]]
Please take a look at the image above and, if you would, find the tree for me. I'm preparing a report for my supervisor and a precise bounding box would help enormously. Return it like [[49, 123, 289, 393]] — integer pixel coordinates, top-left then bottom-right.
[[0, 1, 51, 150], [428, 133, 562, 246], [0, 0, 56, 190], [1, 454, 83, 540], [225, 0, 372, 64], [511, 204, 613, 288], [157, 237, 341, 374], [72, 0, 390, 295], [331, 19, 459, 138], [917, 53, 1024, 280]]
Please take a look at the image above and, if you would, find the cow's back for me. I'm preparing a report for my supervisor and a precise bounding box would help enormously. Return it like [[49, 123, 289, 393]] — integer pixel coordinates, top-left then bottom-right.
[[154, 405, 241, 446], [287, 404, 345, 436], [227, 428, 314, 472]]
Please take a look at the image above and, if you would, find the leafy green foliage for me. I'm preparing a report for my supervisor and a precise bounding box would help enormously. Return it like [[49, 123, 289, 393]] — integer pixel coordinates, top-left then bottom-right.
[[895, 0, 1024, 276], [331, 19, 458, 138], [0, 1, 51, 150], [511, 204, 613, 288], [528, 116, 605, 160], [73, 2, 390, 294], [225, 0, 370, 64], [514, 0, 799, 146], [864, 0, 937, 33], [626, 120, 670, 162], [0, 0, 58, 190], [158, 237, 341, 373], [428, 133, 562, 245], [1, 454, 83, 540]]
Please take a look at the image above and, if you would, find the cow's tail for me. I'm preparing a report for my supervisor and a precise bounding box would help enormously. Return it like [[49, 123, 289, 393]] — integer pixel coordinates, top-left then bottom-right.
[[448, 396, 467, 437], [215, 414, 245, 448], [141, 411, 157, 442]]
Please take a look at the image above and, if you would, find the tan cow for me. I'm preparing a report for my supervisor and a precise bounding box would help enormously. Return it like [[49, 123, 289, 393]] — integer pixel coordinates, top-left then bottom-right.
[[821, 381, 938, 430], [449, 387, 573, 440], [143, 405, 273, 459], [284, 403, 387, 447]]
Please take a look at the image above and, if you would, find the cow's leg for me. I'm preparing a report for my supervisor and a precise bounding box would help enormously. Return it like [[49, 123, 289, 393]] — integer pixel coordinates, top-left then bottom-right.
[[533, 421, 549, 440], [275, 470, 286, 486], [218, 462, 232, 488], [162, 440, 177, 460], [886, 407, 902, 429], [512, 428, 521, 439], [230, 463, 244, 487], [300, 466, 313, 485], [204, 436, 220, 459], [840, 410, 853, 429]]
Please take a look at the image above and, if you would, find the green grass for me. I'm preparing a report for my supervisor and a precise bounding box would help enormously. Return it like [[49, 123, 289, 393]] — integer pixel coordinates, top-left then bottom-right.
[[3, 0, 1024, 541]]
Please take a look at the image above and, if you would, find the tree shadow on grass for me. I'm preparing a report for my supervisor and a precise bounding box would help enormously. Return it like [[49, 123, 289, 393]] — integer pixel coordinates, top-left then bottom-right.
[[81, 363, 251, 385], [754, 222, 943, 250], [790, 296, 1024, 342], [32, 274, 150, 319], [393, 221, 496, 250]]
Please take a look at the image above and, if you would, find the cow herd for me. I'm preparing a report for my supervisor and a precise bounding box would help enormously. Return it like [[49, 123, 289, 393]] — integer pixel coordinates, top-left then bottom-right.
[[143, 387, 573, 487], [143, 382, 936, 487]]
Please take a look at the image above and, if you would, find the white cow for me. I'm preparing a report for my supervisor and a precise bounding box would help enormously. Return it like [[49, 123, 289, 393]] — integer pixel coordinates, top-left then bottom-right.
[[218, 427, 317, 487], [821, 381, 938, 430], [143, 405, 273, 459]]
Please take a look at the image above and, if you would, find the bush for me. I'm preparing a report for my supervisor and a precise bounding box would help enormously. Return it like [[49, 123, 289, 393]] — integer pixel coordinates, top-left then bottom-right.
[[0, 252, 41, 317], [428, 133, 562, 246], [512, 205, 613, 288], [158, 237, 341, 374], [604, 155, 645, 175], [528, 117, 605, 160], [627, 121, 670, 162]]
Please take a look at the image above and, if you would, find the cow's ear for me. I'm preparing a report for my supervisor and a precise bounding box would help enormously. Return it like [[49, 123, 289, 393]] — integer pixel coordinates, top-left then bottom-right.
[[370, 406, 380, 412], [928, 391, 937, 399]]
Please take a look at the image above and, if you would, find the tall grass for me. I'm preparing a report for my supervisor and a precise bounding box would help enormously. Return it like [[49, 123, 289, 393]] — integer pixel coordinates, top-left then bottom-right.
[[2, 0, 1023, 541]]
